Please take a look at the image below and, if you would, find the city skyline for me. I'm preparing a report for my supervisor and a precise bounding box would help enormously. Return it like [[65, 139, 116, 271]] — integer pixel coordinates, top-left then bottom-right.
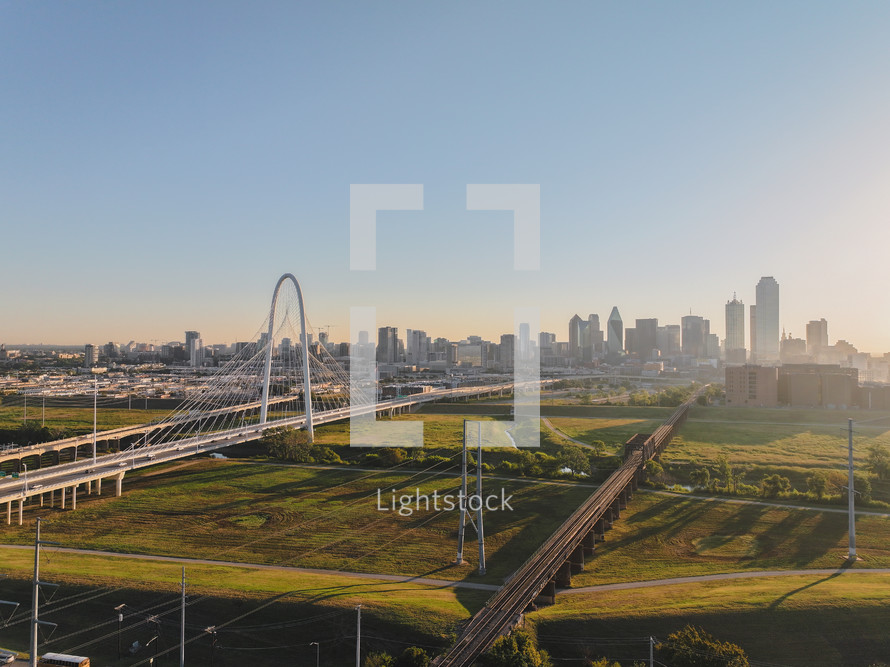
[[2, 4, 890, 351], [2, 287, 886, 358]]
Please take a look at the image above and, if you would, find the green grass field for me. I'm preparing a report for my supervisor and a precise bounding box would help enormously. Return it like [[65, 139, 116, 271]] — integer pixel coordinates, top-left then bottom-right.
[[530, 573, 890, 666], [0, 404, 172, 436], [567, 491, 890, 588], [664, 406, 890, 503], [4, 401, 890, 664], [0, 459, 593, 583], [0, 551, 487, 666]]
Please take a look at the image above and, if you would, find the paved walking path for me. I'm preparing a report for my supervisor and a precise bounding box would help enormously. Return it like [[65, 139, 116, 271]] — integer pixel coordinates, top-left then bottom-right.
[[541, 418, 594, 448], [0, 544, 500, 591], [646, 489, 890, 518], [560, 567, 890, 594]]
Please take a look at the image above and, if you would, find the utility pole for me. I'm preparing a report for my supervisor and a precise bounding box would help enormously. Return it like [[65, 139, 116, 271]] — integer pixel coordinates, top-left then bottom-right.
[[848, 418, 856, 561], [180, 567, 186, 667], [476, 422, 486, 576], [115, 604, 126, 659], [30, 518, 60, 667], [355, 604, 361, 667], [649, 636, 654, 667], [92, 377, 98, 465], [455, 421, 468, 565]]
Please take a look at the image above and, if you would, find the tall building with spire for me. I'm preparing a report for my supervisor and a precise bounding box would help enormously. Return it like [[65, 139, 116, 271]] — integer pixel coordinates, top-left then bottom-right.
[[607, 307, 623, 355], [725, 295, 746, 364], [754, 276, 780, 364]]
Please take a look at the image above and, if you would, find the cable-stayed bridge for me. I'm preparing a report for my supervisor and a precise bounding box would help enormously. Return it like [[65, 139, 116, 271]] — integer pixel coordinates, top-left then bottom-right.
[[0, 274, 515, 523]]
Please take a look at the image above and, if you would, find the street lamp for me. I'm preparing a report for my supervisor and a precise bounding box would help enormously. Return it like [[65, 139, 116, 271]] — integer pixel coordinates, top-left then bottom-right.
[[310, 641, 319, 667], [114, 604, 126, 659], [205, 626, 218, 667], [146, 635, 158, 666], [147, 615, 161, 665]]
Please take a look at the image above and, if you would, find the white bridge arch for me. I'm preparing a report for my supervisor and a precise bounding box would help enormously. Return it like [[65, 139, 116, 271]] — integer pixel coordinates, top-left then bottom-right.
[[259, 273, 314, 440]]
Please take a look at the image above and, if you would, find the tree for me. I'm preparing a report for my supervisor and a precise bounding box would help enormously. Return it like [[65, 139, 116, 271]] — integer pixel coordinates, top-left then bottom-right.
[[760, 474, 791, 498], [395, 647, 430, 667], [689, 467, 710, 489], [658, 625, 749, 667], [262, 427, 312, 462], [806, 471, 829, 499], [866, 444, 890, 481], [364, 652, 395, 667], [715, 455, 733, 490], [589, 440, 607, 457], [480, 630, 551, 667], [558, 445, 590, 476], [378, 447, 406, 467], [644, 459, 664, 484]]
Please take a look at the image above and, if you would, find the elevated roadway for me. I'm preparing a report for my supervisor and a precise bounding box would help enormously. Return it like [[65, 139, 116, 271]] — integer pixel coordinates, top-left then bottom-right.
[[0, 382, 517, 523]]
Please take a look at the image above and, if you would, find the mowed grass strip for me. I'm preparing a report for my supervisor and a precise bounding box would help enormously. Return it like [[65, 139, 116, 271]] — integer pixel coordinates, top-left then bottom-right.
[[546, 417, 664, 453], [0, 404, 171, 435], [0, 459, 593, 583], [567, 491, 890, 588], [0, 551, 488, 665], [530, 573, 890, 667]]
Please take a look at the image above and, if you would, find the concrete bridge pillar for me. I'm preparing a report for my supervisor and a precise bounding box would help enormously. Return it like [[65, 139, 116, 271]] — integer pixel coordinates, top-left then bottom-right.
[[611, 499, 621, 519], [6, 501, 10, 525], [570, 545, 585, 574], [87, 480, 92, 495], [50, 490, 55, 507], [555, 561, 573, 588], [96, 478, 102, 495], [115, 473, 124, 497], [594, 518, 606, 541], [534, 579, 557, 607], [18, 499, 23, 526], [39, 494, 43, 507], [583, 531, 596, 557], [61, 487, 66, 509], [603, 508, 613, 530], [71, 486, 77, 510], [618, 489, 627, 510]]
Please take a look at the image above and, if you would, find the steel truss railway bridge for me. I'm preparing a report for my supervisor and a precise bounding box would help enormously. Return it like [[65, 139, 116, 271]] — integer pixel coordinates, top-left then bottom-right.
[[0, 273, 520, 524], [435, 393, 699, 667]]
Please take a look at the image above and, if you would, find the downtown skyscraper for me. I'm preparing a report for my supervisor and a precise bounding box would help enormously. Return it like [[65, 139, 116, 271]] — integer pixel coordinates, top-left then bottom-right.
[[725, 295, 746, 364], [754, 276, 780, 364]]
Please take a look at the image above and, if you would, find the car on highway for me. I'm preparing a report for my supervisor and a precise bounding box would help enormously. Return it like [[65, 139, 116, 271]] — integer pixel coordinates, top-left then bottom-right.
[[0, 649, 16, 664], [118, 462, 128, 467], [29, 484, 43, 491]]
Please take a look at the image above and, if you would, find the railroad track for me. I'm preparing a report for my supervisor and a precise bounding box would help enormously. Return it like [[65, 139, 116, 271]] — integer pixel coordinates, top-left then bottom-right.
[[436, 392, 699, 666]]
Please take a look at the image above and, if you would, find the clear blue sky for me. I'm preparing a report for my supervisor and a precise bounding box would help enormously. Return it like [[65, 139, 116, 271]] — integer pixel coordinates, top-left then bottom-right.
[[2, 2, 889, 352]]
